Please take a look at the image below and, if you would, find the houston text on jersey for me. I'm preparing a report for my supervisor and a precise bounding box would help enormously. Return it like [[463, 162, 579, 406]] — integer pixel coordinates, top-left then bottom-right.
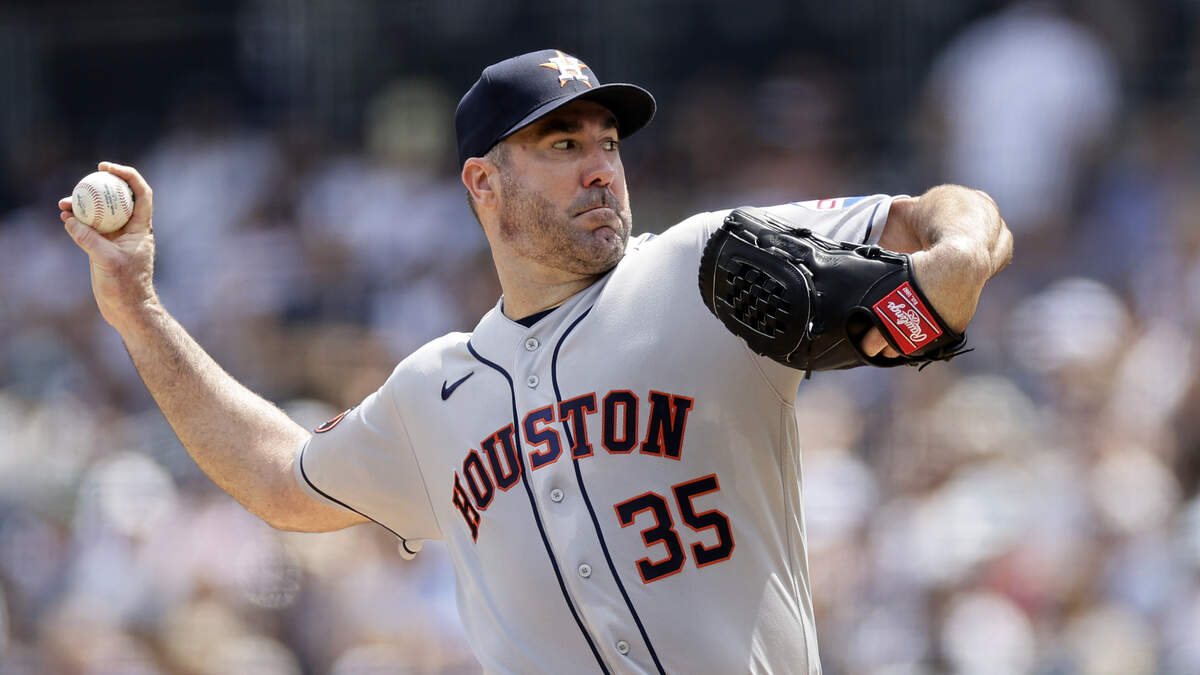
[[450, 388, 695, 542]]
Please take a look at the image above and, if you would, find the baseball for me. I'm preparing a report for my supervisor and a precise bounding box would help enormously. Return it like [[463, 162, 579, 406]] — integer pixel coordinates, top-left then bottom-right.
[[72, 171, 134, 233]]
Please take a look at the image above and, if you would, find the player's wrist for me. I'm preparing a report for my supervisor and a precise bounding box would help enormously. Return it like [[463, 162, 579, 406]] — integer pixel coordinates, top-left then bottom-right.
[[102, 291, 167, 336]]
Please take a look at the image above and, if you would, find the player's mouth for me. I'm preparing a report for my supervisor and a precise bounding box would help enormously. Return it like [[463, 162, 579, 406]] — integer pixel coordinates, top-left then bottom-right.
[[572, 191, 619, 217]]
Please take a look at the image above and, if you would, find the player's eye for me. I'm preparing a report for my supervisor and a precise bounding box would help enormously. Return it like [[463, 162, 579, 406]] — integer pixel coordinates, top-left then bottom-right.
[[602, 139, 620, 151], [551, 139, 575, 150]]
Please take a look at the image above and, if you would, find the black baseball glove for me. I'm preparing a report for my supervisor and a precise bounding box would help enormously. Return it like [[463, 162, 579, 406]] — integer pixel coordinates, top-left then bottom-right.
[[697, 206, 970, 375]]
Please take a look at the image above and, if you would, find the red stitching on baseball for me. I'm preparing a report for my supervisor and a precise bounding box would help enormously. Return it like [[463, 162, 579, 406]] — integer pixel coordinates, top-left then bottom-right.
[[84, 183, 104, 229], [115, 184, 131, 221]]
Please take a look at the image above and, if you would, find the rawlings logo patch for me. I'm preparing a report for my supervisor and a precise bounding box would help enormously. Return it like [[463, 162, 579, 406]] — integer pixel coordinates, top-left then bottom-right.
[[872, 282, 942, 354]]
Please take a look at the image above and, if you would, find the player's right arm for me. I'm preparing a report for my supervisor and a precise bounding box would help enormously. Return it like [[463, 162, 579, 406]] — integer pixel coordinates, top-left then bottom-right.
[[58, 162, 366, 533]]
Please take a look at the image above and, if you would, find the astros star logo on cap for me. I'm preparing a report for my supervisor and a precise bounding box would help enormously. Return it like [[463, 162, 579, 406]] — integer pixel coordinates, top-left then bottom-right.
[[539, 50, 592, 88]]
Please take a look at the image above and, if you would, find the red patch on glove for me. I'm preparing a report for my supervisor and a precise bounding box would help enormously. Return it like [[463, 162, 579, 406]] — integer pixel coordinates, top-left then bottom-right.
[[872, 282, 942, 355]]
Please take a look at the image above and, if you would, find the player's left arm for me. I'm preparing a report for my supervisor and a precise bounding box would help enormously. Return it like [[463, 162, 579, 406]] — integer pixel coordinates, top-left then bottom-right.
[[863, 184, 1013, 357]]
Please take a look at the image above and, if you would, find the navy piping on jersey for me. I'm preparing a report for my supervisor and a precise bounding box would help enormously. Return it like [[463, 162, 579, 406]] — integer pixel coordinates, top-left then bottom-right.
[[552, 307, 669, 675], [466, 341, 612, 675], [862, 201, 881, 243], [296, 446, 421, 557]]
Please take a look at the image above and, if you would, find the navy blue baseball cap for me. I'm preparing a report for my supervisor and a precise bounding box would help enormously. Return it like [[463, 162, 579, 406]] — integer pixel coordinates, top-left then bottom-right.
[[455, 49, 656, 167]]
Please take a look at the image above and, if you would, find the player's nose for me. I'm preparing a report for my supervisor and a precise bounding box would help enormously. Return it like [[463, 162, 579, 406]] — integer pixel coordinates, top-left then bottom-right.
[[581, 146, 616, 188]]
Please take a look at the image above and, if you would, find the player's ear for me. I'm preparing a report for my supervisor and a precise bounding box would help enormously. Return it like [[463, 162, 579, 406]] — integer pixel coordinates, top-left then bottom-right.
[[462, 157, 499, 210]]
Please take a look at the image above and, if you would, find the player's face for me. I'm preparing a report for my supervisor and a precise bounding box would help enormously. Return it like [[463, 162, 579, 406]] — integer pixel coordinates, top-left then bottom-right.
[[494, 101, 633, 276]]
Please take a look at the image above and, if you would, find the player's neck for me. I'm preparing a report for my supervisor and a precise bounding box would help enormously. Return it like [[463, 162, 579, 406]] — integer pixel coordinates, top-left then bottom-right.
[[493, 256, 602, 321], [497, 274, 599, 320]]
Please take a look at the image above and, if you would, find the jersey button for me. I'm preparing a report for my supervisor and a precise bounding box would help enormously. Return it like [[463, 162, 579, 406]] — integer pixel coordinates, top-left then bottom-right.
[[550, 488, 564, 503], [577, 563, 592, 578], [526, 375, 539, 388], [615, 640, 630, 655], [524, 337, 540, 351]]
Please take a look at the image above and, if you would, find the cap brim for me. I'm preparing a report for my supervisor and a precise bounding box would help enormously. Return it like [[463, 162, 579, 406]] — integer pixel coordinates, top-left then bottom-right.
[[496, 82, 656, 145]]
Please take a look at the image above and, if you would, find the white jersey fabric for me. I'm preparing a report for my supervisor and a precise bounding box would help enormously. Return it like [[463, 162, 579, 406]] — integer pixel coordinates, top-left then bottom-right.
[[296, 195, 896, 674]]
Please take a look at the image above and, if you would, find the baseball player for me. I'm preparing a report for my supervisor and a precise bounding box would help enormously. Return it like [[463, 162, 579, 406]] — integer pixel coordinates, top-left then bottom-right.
[[59, 49, 1011, 673]]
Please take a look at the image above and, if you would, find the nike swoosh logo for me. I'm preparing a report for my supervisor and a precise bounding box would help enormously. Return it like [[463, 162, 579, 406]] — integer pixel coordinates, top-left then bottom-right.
[[441, 372, 474, 401]]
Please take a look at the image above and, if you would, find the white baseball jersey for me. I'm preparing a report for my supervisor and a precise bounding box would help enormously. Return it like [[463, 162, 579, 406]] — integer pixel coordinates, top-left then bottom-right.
[[296, 195, 897, 674]]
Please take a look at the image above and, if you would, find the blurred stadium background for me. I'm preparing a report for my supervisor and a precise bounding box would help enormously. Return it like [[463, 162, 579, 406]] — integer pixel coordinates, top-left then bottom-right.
[[1, 0, 1199, 673]]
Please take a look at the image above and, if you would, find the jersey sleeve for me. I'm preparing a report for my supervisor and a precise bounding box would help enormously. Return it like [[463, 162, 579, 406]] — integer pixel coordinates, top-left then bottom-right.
[[760, 195, 900, 244], [664, 194, 900, 248], [293, 367, 442, 542]]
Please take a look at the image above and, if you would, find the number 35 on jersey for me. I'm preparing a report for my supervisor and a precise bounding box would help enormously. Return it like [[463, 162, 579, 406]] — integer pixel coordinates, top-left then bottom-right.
[[449, 388, 735, 584]]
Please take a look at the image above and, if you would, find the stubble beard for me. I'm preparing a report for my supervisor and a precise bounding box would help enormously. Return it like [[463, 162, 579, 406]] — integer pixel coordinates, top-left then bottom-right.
[[497, 171, 633, 276]]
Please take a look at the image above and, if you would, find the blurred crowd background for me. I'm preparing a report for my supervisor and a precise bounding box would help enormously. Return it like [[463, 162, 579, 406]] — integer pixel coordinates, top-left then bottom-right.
[[1, 0, 1198, 673]]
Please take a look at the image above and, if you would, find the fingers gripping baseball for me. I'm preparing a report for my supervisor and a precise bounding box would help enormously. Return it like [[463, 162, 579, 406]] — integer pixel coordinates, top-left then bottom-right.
[[97, 161, 154, 233], [59, 162, 159, 328]]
